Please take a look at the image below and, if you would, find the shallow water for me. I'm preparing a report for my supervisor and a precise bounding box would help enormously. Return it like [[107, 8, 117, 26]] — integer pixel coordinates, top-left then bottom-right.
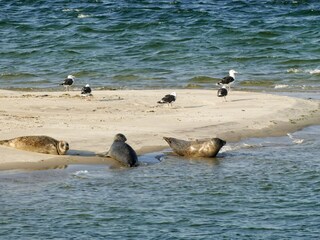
[[1, 126, 319, 239], [1, 1, 320, 238], [1, 0, 320, 91]]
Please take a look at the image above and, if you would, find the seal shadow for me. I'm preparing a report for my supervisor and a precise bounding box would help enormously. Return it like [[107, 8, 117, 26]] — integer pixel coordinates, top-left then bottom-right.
[[163, 151, 222, 166], [67, 149, 97, 156]]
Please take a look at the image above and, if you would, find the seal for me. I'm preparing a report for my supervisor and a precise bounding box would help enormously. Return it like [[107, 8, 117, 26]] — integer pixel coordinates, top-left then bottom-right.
[[106, 133, 138, 167], [0, 135, 69, 155], [163, 137, 226, 158]]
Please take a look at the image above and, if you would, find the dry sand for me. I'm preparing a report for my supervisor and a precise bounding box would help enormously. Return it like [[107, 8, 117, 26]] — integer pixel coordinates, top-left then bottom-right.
[[0, 89, 319, 170]]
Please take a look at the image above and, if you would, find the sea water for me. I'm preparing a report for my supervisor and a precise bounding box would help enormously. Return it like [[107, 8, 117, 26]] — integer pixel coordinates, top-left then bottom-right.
[[0, 0, 320, 90], [1, 1, 320, 239], [0, 126, 319, 239]]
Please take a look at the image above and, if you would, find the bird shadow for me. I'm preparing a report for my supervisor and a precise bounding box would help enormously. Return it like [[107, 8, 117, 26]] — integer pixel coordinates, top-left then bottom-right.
[[183, 105, 206, 109], [99, 98, 124, 102], [229, 98, 256, 102]]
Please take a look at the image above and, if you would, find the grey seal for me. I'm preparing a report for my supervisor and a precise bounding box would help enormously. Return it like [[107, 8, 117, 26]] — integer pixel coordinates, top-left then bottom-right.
[[106, 133, 138, 167], [163, 137, 226, 158], [0, 135, 69, 155]]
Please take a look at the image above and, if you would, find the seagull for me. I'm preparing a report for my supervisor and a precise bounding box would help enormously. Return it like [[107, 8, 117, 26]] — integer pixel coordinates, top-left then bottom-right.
[[157, 92, 177, 106], [217, 86, 228, 101], [81, 84, 92, 96], [217, 70, 238, 91], [60, 75, 75, 91]]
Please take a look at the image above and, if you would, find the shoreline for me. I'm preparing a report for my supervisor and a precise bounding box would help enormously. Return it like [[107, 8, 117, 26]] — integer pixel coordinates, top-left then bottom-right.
[[0, 89, 319, 171]]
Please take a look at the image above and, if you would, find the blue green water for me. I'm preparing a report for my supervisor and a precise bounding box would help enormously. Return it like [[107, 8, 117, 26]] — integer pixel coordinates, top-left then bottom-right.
[[1, 126, 320, 239], [1, 0, 320, 90], [1, 1, 320, 239]]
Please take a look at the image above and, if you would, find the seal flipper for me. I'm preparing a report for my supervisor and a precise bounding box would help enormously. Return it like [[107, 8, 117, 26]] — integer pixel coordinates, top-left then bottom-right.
[[96, 150, 111, 157]]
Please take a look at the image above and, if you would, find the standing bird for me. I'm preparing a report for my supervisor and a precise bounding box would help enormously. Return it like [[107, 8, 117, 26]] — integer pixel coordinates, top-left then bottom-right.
[[217, 70, 238, 91], [81, 84, 92, 96], [157, 92, 177, 106], [60, 75, 75, 91], [217, 86, 228, 101]]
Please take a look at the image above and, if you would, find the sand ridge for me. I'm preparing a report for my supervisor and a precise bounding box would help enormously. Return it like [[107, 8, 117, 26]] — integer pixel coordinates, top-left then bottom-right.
[[0, 89, 319, 169]]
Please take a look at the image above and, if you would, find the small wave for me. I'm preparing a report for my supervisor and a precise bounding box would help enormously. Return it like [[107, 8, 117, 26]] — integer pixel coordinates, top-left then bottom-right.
[[239, 80, 275, 87], [220, 143, 258, 153], [78, 14, 90, 19], [72, 170, 89, 177], [287, 133, 304, 144], [189, 76, 217, 83], [62, 8, 81, 12], [309, 69, 320, 75], [287, 68, 303, 73], [274, 84, 289, 89]]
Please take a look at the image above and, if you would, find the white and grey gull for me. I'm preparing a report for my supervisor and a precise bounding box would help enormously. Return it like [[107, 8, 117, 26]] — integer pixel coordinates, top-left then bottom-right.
[[157, 92, 177, 106], [217, 86, 228, 101], [81, 84, 92, 96], [217, 70, 238, 91], [60, 75, 75, 91]]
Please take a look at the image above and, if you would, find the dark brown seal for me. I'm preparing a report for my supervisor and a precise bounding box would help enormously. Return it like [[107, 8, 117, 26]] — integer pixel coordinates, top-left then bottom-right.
[[106, 133, 138, 167], [163, 137, 226, 158], [0, 135, 69, 155]]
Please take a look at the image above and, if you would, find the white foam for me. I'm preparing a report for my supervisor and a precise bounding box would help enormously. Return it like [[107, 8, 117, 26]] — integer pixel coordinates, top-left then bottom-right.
[[73, 170, 89, 176], [274, 84, 289, 89], [62, 8, 81, 12], [287, 68, 302, 73], [309, 69, 320, 75], [78, 14, 90, 19], [220, 143, 256, 153], [287, 133, 304, 144]]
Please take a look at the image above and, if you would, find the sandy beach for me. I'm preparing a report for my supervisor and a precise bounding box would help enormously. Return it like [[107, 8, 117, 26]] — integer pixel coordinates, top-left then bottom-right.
[[0, 89, 319, 170]]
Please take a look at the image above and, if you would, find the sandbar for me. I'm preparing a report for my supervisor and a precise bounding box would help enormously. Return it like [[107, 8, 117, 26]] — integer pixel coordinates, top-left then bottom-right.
[[0, 89, 319, 170]]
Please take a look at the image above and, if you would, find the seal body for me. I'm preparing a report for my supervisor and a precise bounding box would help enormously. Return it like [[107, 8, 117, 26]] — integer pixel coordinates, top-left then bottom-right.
[[0, 136, 69, 155], [107, 133, 138, 167], [163, 137, 226, 158]]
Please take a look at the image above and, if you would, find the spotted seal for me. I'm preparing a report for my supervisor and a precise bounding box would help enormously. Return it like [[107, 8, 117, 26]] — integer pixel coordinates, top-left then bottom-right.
[[106, 133, 138, 167], [0, 135, 69, 155], [163, 137, 226, 158]]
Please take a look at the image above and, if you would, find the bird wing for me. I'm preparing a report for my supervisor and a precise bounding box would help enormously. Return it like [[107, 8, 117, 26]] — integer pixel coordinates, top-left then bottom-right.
[[163, 94, 175, 102], [63, 78, 74, 85], [221, 76, 234, 84]]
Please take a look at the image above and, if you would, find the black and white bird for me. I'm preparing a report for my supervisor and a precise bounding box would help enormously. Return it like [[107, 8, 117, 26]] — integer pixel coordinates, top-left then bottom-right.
[[60, 75, 75, 91], [217, 70, 238, 91], [81, 84, 92, 96], [217, 86, 228, 101], [157, 92, 177, 106]]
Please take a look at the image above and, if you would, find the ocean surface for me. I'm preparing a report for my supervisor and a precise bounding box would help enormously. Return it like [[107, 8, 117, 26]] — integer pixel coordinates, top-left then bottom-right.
[[1, 0, 320, 91], [1, 1, 320, 239], [1, 125, 320, 239]]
